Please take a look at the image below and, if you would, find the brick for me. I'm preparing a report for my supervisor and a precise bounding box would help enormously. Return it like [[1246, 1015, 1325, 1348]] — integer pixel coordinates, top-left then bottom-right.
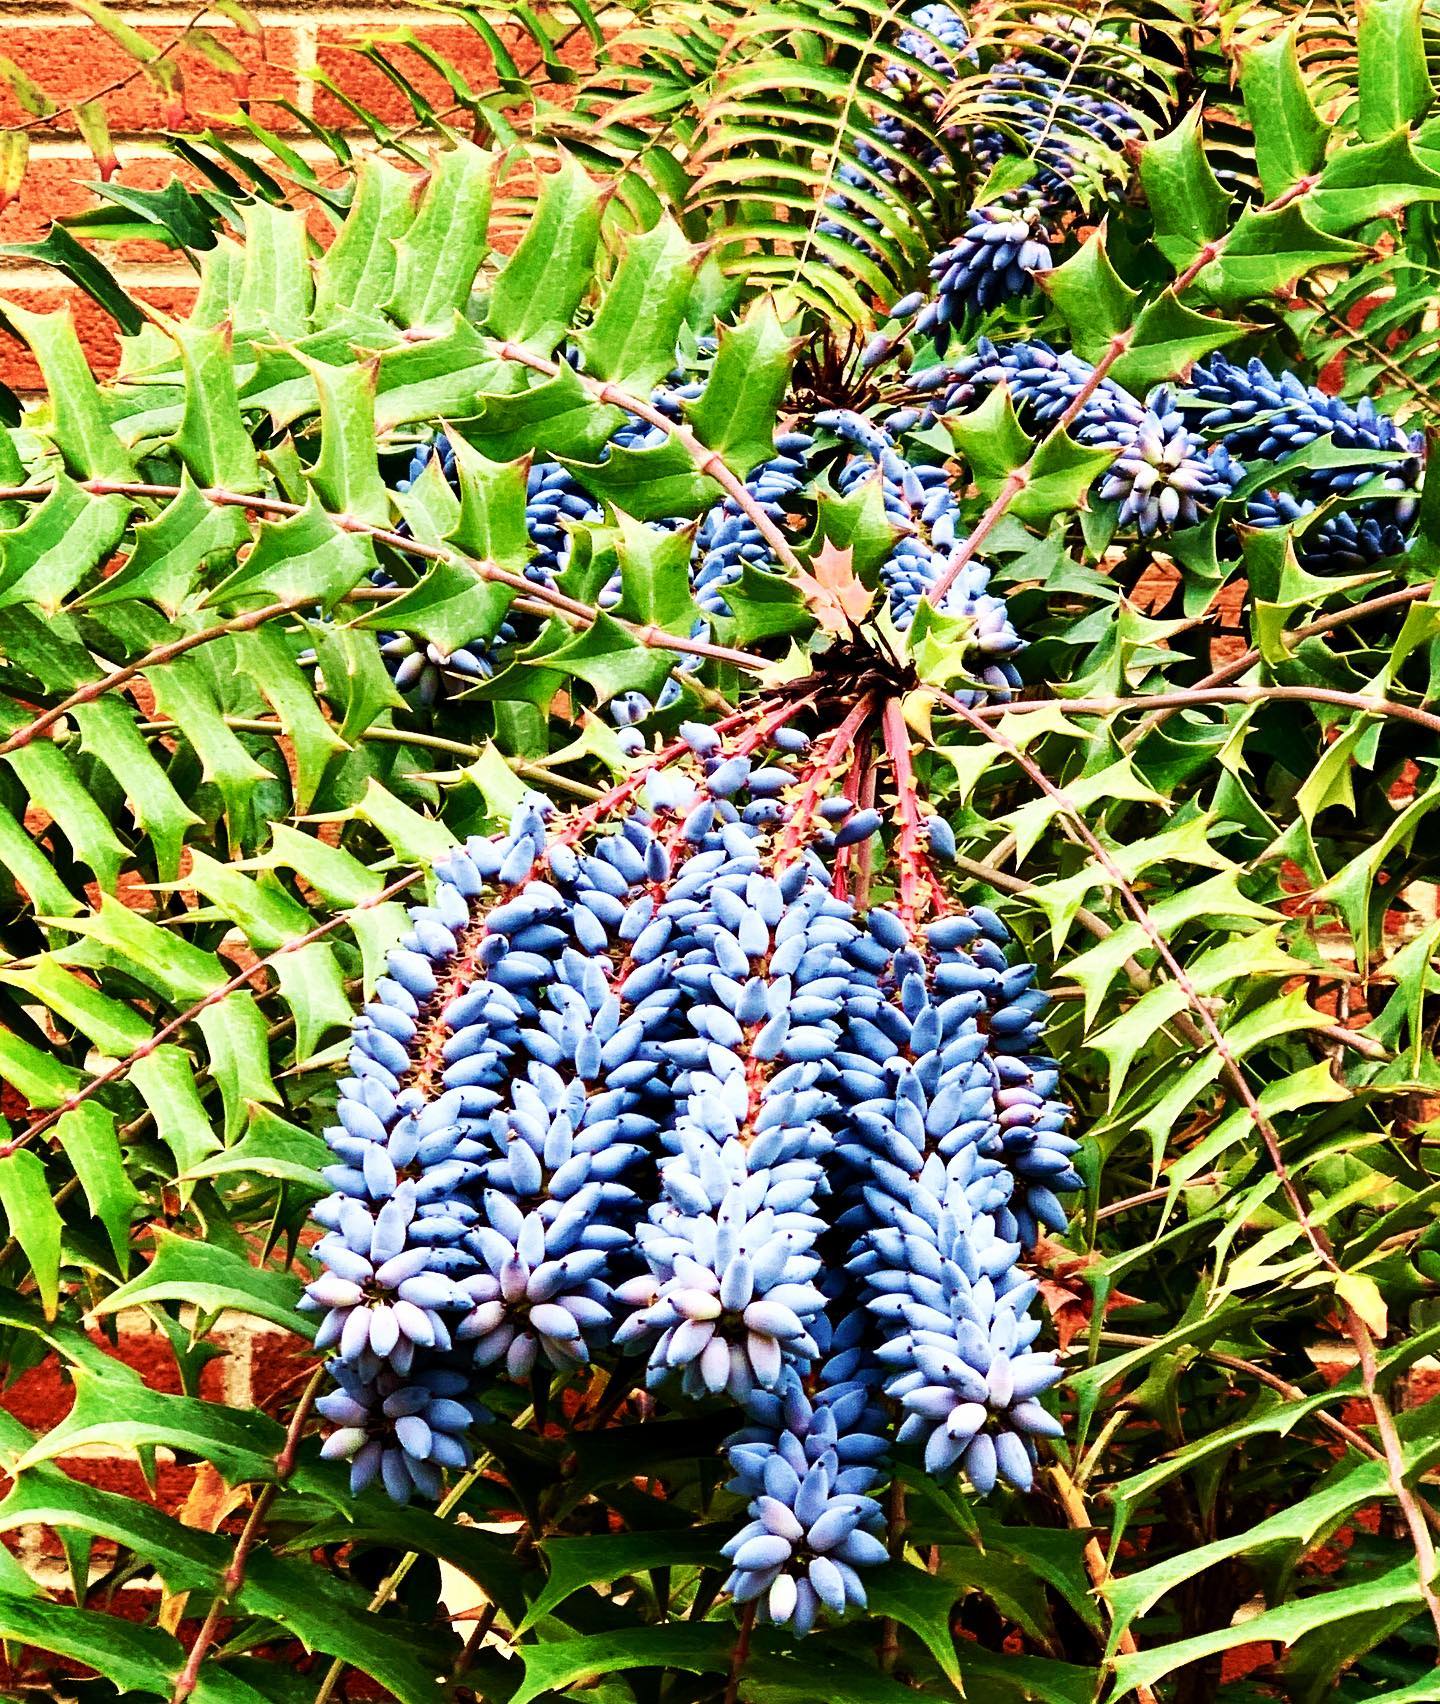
[[0, 24, 304, 135], [0, 283, 196, 388], [0, 152, 216, 263], [313, 20, 599, 130], [248, 1329, 317, 1414]]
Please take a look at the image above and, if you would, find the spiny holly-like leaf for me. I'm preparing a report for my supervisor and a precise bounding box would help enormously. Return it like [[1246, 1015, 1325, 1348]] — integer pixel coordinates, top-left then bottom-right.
[[793, 539, 873, 635]]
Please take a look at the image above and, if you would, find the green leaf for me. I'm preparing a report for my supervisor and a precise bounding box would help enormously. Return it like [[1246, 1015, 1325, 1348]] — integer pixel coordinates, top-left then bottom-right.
[[0, 1591, 185, 1695], [274, 940, 353, 1061], [1108, 292, 1253, 392], [233, 626, 347, 812], [0, 301, 136, 480], [488, 153, 600, 352], [715, 561, 810, 645], [608, 510, 703, 634], [351, 776, 457, 863], [510, 1624, 733, 1704], [1357, 0, 1432, 139], [130, 1045, 223, 1178], [1112, 1560, 1424, 1700], [0, 476, 131, 613], [234, 201, 314, 342], [0, 1026, 85, 1108], [1139, 106, 1230, 269], [0, 954, 151, 1057], [11, 1364, 314, 1490], [1308, 129, 1440, 233], [866, 1563, 965, 1687], [181, 1105, 325, 1192], [55, 1104, 139, 1273], [307, 619, 406, 742], [1192, 203, 1365, 308], [93, 1229, 308, 1336], [54, 894, 225, 1006], [72, 696, 202, 883], [1041, 222, 1138, 363], [687, 296, 795, 478], [314, 155, 418, 322], [1239, 23, 1330, 199], [0, 1149, 62, 1318], [86, 474, 248, 615], [579, 217, 698, 394], [0, 798, 80, 918], [524, 1526, 734, 1630], [171, 321, 263, 493], [3, 729, 128, 890], [388, 141, 494, 330], [303, 355, 389, 526], [196, 991, 280, 1141], [535, 609, 675, 707], [1, 223, 142, 336], [146, 653, 271, 839]]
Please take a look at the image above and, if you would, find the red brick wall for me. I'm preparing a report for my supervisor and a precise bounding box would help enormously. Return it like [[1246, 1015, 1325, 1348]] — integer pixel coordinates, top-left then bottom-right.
[[0, 1, 600, 393]]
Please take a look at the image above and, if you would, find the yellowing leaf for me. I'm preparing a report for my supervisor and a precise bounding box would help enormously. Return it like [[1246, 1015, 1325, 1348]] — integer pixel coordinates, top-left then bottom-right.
[[792, 539, 874, 635]]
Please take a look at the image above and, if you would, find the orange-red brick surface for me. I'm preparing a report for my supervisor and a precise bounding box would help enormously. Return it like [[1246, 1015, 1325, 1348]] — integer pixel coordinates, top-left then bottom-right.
[[0, 1, 597, 387]]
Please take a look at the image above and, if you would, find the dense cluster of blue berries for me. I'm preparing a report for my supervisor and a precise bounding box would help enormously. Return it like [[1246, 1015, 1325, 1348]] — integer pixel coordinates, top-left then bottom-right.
[[889, 336, 1422, 560], [827, 5, 1144, 330], [304, 708, 1074, 1629]]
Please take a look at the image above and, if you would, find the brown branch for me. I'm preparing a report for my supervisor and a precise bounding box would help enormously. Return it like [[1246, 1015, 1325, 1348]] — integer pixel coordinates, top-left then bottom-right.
[[723, 1602, 756, 1704], [937, 687, 1440, 1642], [1120, 580, 1436, 750], [8, 871, 421, 1156], [171, 1365, 326, 1703], [1048, 1461, 1159, 1704], [964, 683, 1440, 739], [1097, 1331, 1440, 1519], [3, 3, 208, 138]]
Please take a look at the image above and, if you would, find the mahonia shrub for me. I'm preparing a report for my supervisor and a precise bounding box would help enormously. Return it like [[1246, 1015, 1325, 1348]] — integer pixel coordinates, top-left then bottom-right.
[[0, 1, 1435, 1700]]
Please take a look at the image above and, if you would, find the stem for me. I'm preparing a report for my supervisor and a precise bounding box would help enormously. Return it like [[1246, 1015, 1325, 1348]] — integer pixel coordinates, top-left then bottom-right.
[[723, 1602, 755, 1704], [1048, 1462, 1159, 1704], [937, 687, 1440, 1642], [171, 1367, 326, 1703], [880, 697, 943, 923], [1097, 1331, 1440, 1516], [775, 694, 877, 865], [964, 683, 1440, 739], [0, 594, 319, 760], [1120, 580, 1435, 750], [135, 717, 607, 799], [9, 871, 422, 1156]]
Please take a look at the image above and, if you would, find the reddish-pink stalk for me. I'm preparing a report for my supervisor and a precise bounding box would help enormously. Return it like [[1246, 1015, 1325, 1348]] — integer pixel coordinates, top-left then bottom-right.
[[775, 694, 878, 867], [880, 697, 944, 923]]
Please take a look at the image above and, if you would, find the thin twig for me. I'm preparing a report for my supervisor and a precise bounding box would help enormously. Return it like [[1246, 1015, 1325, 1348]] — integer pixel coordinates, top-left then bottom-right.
[[171, 1366, 326, 1703], [965, 683, 1440, 739], [8, 871, 420, 1156], [1048, 1461, 1159, 1704], [3, 3, 208, 137], [487, 341, 804, 575], [723, 1602, 756, 1704]]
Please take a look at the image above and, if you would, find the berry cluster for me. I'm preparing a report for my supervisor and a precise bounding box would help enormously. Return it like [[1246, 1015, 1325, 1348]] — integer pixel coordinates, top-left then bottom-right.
[[305, 705, 1074, 1631]]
